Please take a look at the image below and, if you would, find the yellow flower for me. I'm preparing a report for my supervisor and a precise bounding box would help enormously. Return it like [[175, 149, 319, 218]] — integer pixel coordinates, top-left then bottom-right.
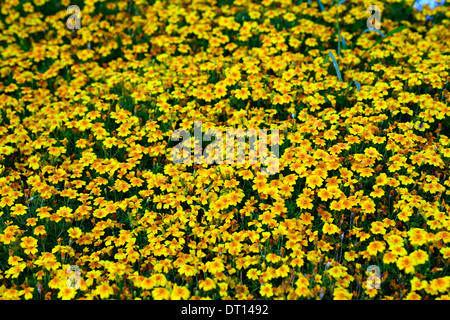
[[323, 222, 339, 235], [440, 247, 450, 259], [205, 259, 225, 275], [199, 277, 216, 291], [265, 253, 281, 264], [306, 175, 323, 189], [409, 233, 427, 246], [360, 199, 376, 213], [430, 277, 450, 293], [305, 37, 317, 47], [364, 147, 382, 159], [179, 264, 198, 277], [234, 87, 250, 100], [170, 284, 190, 300], [405, 292, 422, 300], [409, 250, 429, 266], [1, 287, 21, 299], [366, 241, 386, 256], [26, 218, 38, 226], [396, 256, 415, 274], [327, 266, 348, 279], [317, 188, 333, 201], [365, 288, 379, 298], [5, 263, 26, 279], [247, 268, 261, 281], [152, 287, 170, 300], [333, 287, 353, 300], [370, 186, 385, 198], [391, 246, 408, 257], [20, 236, 38, 250], [370, 221, 386, 234], [114, 179, 131, 193], [260, 283, 273, 298], [385, 234, 404, 247], [411, 277, 427, 291], [344, 251, 358, 262], [56, 206, 73, 218], [296, 195, 313, 210], [58, 287, 77, 300], [33, 225, 47, 237], [398, 209, 412, 222], [8, 255, 23, 266], [28, 155, 40, 170], [140, 277, 156, 290], [67, 227, 82, 239], [95, 282, 114, 299], [10, 204, 28, 217], [382, 251, 398, 264], [151, 274, 167, 287], [20, 286, 35, 300]]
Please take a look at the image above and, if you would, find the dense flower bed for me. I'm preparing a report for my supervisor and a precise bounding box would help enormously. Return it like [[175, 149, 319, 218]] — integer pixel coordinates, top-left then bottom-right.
[[0, 0, 449, 300]]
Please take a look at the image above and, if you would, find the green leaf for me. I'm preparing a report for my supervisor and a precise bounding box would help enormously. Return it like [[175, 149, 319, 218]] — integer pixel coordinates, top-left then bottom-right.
[[340, 34, 346, 49], [309, 0, 324, 11], [385, 25, 411, 37], [340, 80, 361, 109], [352, 80, 361, 92], [361, 28, 386, 38], [317, 0, 325, 11], [329, 0, 346, 9], [344, 80, 361, 96], [361, 26, 411, 57], [327, 51, 342, 82]]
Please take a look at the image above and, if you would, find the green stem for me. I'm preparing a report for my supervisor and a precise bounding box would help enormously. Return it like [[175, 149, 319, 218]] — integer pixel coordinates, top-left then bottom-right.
[[336, 8, 341, 57]]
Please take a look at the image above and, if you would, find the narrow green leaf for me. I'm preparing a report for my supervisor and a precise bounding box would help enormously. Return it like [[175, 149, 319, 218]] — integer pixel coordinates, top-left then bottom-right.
[[317, 0, 325, 11], [344, 80, 361, 95], [361, 26, 411, 57], [352, 80, 361, 92], [329, 0, 346, 9], [386, 25, 411, 37], [335, 7, 342, 56], [340, 34, 346, 49], [361, 28, 386, 38], [328, 51, 342, 82], [341, 80, 361, 108]]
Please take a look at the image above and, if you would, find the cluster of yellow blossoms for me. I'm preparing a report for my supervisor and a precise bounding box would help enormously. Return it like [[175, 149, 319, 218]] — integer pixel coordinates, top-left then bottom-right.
[[0, 0, 449, 299]]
